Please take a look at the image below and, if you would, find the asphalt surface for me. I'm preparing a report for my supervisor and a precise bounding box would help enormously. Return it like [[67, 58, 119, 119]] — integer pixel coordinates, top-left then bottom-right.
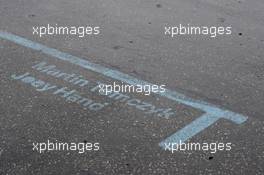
[[0, 0, 264, 174]]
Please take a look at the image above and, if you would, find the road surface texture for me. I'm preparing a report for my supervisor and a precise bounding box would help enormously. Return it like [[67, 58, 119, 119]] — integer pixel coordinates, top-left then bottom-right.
[[0, 0, 264, 174]]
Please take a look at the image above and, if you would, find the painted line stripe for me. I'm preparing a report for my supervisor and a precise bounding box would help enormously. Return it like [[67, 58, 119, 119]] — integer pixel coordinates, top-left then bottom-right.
[[0, 31, 248, 148]]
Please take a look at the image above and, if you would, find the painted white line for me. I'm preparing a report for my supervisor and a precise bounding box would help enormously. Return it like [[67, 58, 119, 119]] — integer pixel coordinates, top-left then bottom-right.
[[0, 31, 248, 149]]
